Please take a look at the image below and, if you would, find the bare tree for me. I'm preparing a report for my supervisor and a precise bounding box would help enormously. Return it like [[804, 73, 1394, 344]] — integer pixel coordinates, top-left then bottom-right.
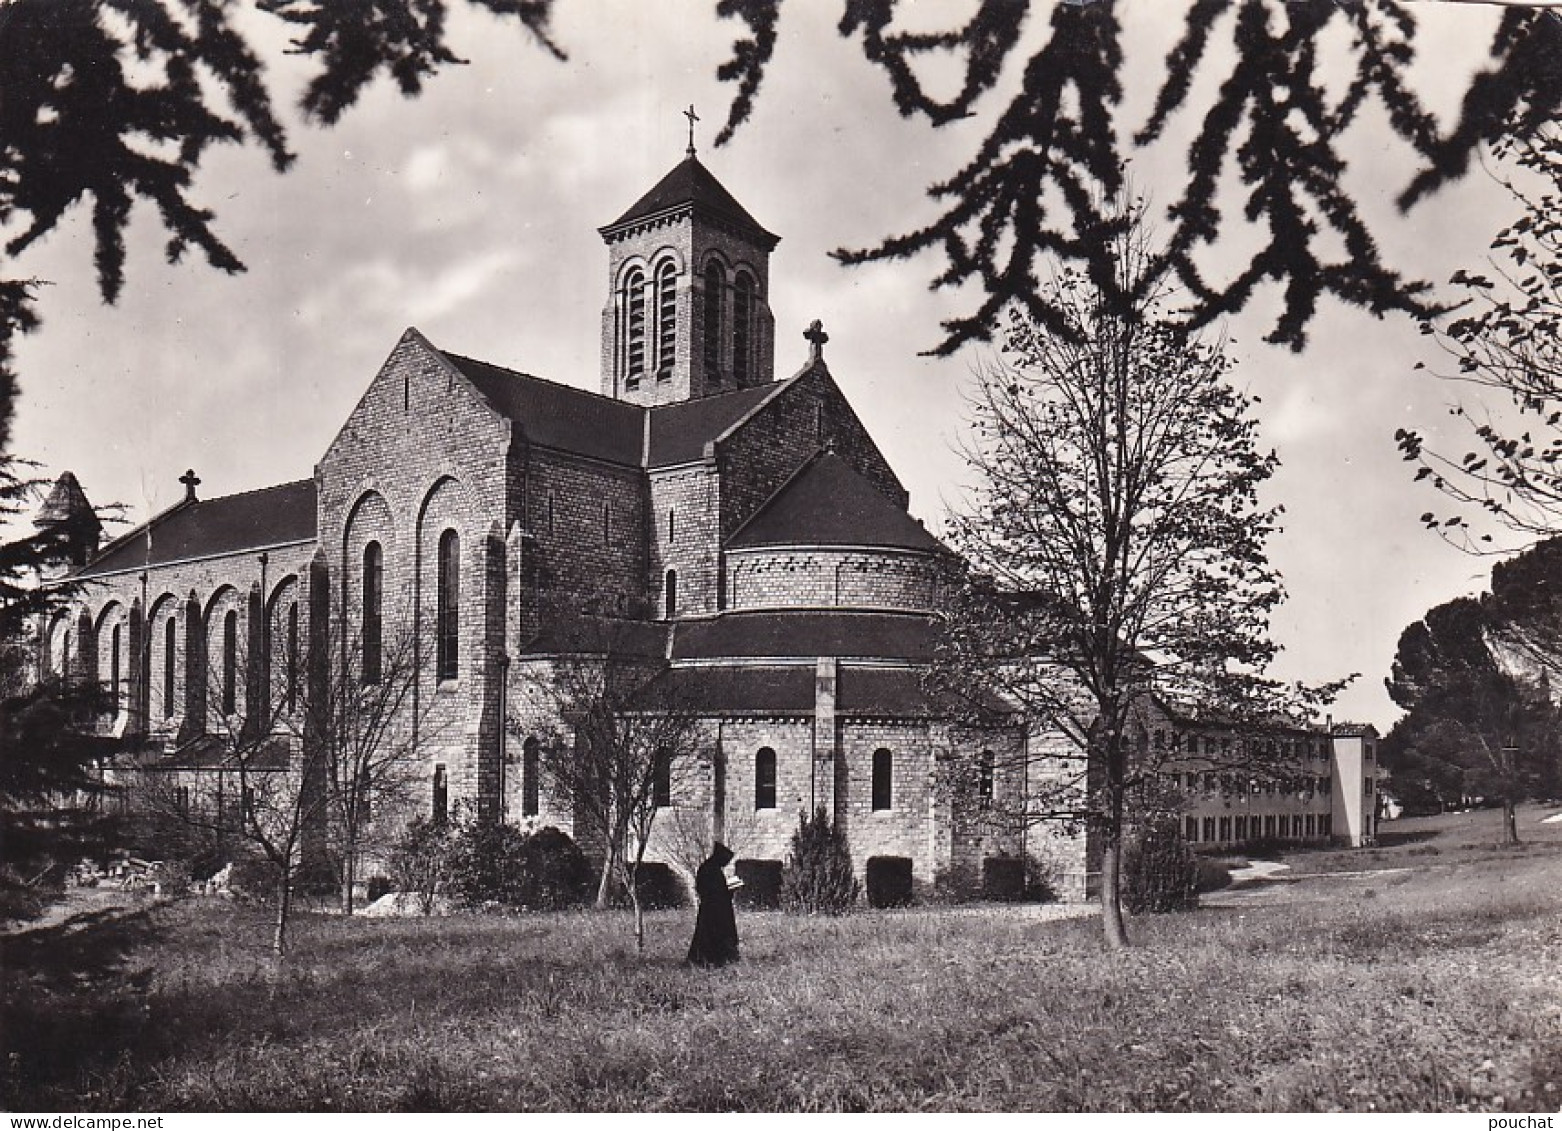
[[937, 200, 1347, 949], [513, 637, 711, 953], [128, 602, 430, 953]]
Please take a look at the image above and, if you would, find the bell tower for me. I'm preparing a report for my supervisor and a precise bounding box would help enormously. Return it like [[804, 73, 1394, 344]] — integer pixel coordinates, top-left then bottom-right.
[[598, 116, 779, 406]]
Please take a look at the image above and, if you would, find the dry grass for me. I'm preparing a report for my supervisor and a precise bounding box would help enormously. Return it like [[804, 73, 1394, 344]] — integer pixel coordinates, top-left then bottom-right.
[[5, 805, 1561, 1112]]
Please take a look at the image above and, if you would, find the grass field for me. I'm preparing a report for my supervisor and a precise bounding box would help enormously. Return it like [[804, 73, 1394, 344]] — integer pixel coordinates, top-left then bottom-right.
[[4, 805, 1561, 1112]]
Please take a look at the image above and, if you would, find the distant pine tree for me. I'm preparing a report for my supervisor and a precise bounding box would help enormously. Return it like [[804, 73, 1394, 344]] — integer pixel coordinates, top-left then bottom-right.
[[780, 807, 859, 915]]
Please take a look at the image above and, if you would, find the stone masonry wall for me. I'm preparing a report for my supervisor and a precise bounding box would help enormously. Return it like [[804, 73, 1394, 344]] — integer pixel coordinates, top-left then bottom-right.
[[646, 465, 720, 617]]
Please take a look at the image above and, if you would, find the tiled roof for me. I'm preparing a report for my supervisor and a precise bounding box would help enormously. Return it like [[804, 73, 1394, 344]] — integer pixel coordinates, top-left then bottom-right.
[[445, 352, 645, 467], [646, 382, 786, 467], [727, 452, 943, 552], [649, 662, 994, 718], [36, 471, 100, 532], [1332, 722, 1379, 738], [670, 609, 941, 663], [601, 155, 778, 248], [651, 665, 815, 714], [516, 613, 670, 659], [77, 480, 316, 578]]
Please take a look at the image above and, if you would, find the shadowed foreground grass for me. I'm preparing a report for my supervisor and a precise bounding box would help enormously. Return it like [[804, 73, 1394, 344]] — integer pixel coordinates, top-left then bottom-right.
[[5, 809, 1561, 1112]]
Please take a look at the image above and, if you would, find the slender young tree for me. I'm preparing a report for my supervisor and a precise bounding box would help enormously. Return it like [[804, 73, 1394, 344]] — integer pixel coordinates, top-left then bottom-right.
[[938, 203, 1344, 948], [513, 637, 710, 953], [130, 608, 430, 952]]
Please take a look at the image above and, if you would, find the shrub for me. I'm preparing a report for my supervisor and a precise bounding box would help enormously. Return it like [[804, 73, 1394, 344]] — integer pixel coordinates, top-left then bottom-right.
[[733, 858, 783, 909], [513, 827, 594, 910], [866, 856, 914, 908], [365, 874, 394, 903], [1194, 857, 1232, 893], [1122, 821, 1198, 913], [446, 818, 531, 910], [388, 815, 454, 915], [629, 861, 686, 909], [781, 807, 859, 914]]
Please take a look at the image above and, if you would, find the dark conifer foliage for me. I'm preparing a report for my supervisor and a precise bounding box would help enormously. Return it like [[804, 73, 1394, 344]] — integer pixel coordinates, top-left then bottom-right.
[[715, 1, 1558, 356], [259, 0, 564, 127]]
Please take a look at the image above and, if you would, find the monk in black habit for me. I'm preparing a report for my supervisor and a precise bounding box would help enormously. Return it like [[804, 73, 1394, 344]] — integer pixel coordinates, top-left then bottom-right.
[[687, 843, 740, 967]]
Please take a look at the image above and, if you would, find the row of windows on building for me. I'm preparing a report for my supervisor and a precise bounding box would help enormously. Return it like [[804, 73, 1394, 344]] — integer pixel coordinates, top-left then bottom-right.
[[357, 531, 460, 685], [1186, 812, 1333, 845], [1153, 729, 1335, 762], [433, 744, 925, 822], [616, 260, 759, 387], [1157, 770, 1333, 799]]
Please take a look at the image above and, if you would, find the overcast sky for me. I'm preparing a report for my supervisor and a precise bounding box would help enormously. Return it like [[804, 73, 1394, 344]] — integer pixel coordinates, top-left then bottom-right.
[[6, 1, 1535, 729]]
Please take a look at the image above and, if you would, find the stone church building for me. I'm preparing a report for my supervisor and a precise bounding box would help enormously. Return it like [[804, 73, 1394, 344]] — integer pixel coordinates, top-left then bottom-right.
[[39, 150, 1382, 901], [42, 151, 1056, 898]]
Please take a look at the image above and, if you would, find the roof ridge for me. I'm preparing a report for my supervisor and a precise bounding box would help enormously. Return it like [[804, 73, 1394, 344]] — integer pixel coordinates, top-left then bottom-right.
[[442, 349, 642, 411]]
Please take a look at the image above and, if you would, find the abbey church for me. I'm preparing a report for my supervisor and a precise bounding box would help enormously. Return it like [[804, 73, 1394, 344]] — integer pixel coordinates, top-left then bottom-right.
[[40, 149, 1061, 897], [39, 148, 1383, 902]]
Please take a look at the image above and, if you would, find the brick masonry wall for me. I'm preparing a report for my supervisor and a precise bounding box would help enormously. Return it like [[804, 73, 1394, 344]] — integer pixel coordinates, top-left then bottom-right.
[[725, 547, 943, 612], [646, 465, 720, 617], [525, 449, 650, 620], [318, 330, 513, 822]]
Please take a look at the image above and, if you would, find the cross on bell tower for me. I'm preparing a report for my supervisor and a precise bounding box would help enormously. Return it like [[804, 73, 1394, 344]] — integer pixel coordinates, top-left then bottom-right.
[[683, 104, 700, 158]]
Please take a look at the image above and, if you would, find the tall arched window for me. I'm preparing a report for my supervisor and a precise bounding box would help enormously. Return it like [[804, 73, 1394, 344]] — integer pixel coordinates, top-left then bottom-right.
[[522, 736, 540, 817], [60, 629, 71, 681], [755, 747, 776, 810], [655, 259, 678, 376], [652, 748, 671, 808], [433, 764, 449, 824], [163, 615, 177, 718], [664, 569, 678, 620], [703, 261, 725, 378], [286, 602, 299, 713], [872, 748, 893, 811], [362, 541, 383, 685], [436, 530, 460, 681], [221, 609, 238, 715], [623, 268, 647, 384], [732, 273, 753, 382], [110, 623, 121, 705]]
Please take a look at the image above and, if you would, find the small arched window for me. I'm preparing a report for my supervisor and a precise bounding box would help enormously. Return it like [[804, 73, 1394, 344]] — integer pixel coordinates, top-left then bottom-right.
[[656, 259, 678, 376], [163, 615, 177, 718], [872, 748, 893, 811], [732, 273, 754, 382], [362, 541, 383, 685], [623, 268, 647, 384], [755, 747, 777, 810], [221, 609, 238, 715], [703, 261, 725, 378], [436, 530, 460, 681], [664, 569, 678, 620], [522, 736, 541, 817], [667, 508, 676, 544]]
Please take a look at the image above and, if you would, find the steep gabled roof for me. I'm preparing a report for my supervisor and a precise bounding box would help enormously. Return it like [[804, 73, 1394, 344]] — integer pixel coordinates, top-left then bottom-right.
[[444, 351, 645, 467], [727, 452, 943, 552], [670, 609, 940, 663], [76, 479, 317, 579], [600, 155, 778, 248], [646, 381, 789, 467]]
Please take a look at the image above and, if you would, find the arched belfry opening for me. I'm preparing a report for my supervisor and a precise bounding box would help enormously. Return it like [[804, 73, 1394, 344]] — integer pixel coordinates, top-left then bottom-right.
[[598, 133, 779, 406]]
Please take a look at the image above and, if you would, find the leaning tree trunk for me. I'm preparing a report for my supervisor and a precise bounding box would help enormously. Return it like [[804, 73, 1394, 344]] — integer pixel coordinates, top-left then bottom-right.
[[1503, 799, 1521, 846], [340, 842, 357, 916], [595, 839, 617, 910]]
